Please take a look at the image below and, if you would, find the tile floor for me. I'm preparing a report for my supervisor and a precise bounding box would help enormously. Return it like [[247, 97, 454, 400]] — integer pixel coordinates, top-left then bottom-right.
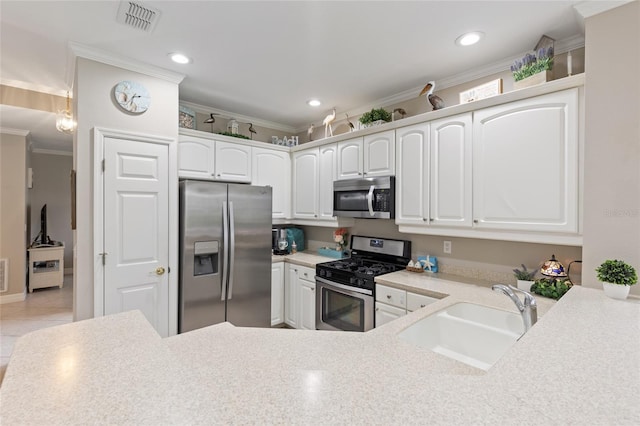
[[0, 274, 73, 384]]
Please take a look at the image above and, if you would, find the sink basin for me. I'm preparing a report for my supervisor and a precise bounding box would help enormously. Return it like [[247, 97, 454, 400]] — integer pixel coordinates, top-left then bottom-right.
[[398, 302, 524, 370]]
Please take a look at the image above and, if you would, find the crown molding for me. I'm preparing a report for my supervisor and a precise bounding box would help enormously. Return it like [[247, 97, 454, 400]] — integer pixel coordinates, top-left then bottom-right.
[[0, 127, 30, 137], [179, 100, 298, 134], [68, 42, 186, 85], [32, 148, 73, 156], [574, 0, 633, 18], [294, 34, 586, 133]]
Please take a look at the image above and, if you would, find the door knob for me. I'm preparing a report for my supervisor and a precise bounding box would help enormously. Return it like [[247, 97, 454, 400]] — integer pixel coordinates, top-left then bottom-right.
[[155, 266, 166, 275]]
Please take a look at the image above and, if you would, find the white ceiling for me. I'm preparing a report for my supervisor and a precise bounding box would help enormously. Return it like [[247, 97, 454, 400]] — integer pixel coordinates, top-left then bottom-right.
[[0, 0, 612, 150]]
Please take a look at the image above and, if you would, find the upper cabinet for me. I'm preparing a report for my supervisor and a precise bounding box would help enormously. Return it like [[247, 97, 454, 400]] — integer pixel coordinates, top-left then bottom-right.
[[252, 147, 291, 219], [336, 130, 395, 180], [395, 114, 471, 227], [472, 89, 579, 234], [291, 148, 320, 219], [318, 144, 338, 220], [178, 134, 251, 183]]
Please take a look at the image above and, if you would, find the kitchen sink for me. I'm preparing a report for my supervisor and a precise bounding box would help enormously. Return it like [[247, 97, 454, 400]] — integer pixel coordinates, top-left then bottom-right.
[[397, 302, 524, 370]]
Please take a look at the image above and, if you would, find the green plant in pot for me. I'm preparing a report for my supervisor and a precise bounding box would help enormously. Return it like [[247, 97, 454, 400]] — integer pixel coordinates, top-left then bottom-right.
[[359, 108, 392, 127], [513, 264, 536, 292], [595, 259, 638, 300]]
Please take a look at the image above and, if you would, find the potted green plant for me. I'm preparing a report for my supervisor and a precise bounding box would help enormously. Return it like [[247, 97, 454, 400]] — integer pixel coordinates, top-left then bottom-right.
[[595, 259, 638, 300], [530, 277, 572, 300], [359, 108, 392, 128], [513, 264, 536, 292]]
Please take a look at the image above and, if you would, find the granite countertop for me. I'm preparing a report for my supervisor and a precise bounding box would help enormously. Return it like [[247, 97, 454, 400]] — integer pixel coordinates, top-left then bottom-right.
[[1, 271, 639, 424]]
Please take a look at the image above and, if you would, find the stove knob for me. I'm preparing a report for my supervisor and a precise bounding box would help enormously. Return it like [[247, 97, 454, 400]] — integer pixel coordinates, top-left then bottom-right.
[[326, 271, 332, 278], [318, 269, 325, 277], [350, 277, 357, 285]]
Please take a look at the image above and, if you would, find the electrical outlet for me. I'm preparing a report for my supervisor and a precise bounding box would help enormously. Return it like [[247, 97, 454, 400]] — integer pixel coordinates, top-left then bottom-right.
[[443, 240, 452, 254]]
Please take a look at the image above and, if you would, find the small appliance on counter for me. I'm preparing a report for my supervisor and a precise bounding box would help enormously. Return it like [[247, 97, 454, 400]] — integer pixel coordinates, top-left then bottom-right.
[[272, 226, 305, 255], [273, 228, 289, 255]]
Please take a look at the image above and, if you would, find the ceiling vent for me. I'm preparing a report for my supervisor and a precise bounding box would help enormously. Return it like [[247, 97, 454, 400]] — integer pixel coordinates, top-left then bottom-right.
[[116, 1, 161, 33]]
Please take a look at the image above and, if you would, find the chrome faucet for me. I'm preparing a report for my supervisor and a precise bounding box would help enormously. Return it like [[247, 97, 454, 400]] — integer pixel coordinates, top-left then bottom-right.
[[491, 284, 538, 332]]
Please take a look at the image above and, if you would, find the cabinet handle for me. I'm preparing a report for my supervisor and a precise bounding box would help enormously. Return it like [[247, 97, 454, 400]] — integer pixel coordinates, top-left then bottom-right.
[[386, 295, 391, 299], [473, 219, 478, 224], [429, 218, 434, 222], [420, 304, 426, 308], [375, 308, 379, 311], [423, 218, 427, 222], [314, 214, 317, 218]]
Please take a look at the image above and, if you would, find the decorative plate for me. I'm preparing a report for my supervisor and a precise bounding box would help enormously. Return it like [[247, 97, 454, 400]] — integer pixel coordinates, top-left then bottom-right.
[[113, 81, 151, 114]]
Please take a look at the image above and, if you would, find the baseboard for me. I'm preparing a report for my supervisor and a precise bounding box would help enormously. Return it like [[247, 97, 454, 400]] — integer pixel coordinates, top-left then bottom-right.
[[0, 290, 26, 304]]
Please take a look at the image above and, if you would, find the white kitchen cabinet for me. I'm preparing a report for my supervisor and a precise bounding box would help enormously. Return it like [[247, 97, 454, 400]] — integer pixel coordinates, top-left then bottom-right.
[[336, 137, 362, 180], [375, 284, 440, 327], [337, 131, 394, 180], [284, 264, 298, 328], [252, 147, 291, 219], [292, 144, 338, 221], [473, 89, 579, 233], [395, 113, 472, 228], [430, 114, 472, 227], [178, 135, 215, 179], [364, 130, 395, 177], [395, 123, 430, 225], [271, 262, 285, 326], [214, 141, 251, 182], [284, 264, 316, 329], [375, 302, 406, 327]]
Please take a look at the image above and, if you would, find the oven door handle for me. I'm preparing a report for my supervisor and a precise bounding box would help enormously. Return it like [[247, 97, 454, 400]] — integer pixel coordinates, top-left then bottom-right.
[[316, 276, 373, 296], [367, 185, 375, 217]]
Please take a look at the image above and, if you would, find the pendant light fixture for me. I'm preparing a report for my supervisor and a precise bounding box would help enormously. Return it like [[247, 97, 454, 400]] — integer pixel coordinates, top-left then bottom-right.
[[56, 91, 77, 134]]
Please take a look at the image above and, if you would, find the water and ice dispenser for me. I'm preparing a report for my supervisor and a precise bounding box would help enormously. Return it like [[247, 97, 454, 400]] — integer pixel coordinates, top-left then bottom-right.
[[193, 241, 219, 276]]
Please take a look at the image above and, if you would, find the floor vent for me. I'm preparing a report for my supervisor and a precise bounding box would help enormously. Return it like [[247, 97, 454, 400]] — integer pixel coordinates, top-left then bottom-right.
[[0, 258, 8, 293], [116, 1, 161, 33]]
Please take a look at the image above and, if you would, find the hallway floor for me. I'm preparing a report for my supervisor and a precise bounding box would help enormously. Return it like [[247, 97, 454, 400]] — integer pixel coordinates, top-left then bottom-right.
[[0, 275, 73, 384]]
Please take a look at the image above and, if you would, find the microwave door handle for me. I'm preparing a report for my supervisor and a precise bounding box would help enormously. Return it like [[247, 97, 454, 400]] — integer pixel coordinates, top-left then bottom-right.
[[367, 185, 375, 216]]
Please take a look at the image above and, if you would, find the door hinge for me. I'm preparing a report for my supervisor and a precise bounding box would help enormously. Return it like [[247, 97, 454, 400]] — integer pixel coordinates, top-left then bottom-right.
[[168, 266, 171, 273], [102, 159, 105, 172], [99, 252, 107, 265]]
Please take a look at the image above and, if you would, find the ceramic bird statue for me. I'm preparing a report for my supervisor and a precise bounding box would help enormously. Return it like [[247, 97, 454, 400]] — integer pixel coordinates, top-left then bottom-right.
[[203, 113, 219, 132], [247, 123, 257, 139], [393, 108, 407, 120], [323, 108, 336, 138], [345, 113, 355, 131], [419, 81, 445, 111], [307, 123, 315, 142]]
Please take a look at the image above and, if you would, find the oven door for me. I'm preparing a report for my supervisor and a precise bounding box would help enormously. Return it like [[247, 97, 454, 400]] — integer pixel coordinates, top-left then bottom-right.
[[315, 277, 374, 332]]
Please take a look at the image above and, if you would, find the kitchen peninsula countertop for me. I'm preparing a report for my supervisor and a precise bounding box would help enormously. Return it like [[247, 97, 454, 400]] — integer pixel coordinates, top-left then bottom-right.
[[1, 274, 638, 424], [271, 250, 334, 267]]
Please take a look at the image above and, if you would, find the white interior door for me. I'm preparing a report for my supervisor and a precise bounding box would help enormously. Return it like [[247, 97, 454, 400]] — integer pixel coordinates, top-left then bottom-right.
[[103, 136, 169, 337]]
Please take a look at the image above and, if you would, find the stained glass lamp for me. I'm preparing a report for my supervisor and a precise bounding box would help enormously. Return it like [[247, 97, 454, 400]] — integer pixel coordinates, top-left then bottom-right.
[[540, 254, 567, 278]]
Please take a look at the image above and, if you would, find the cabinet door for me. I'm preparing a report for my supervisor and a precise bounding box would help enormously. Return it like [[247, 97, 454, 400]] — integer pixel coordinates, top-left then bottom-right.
[[395, 123, 430, 225], [178, 136, 215, 179], [299, 277, 316, 330], [336, 137, 363, 180], [284, 265, 298, 328], [375, 302, 406, 328], [292, 149, 319, 219], [253, 147, 291, 219], [430, 113, 472, 227], [215, 141, 252, 182], [364, 130, 395, 177], [318, 144, 337, 220], [271, 262, 285, 326], [473, 89, 579, 233]]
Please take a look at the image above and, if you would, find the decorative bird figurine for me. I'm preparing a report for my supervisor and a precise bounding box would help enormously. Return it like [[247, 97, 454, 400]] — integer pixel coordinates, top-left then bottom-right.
[[307, 123, 315, 142], [393, 108, 407, 120], [419, 81, 445, 111], [345, 113, 355, 131], [247, 123, 257, 139], [323, 108, 336, 138], [203, 113, 219, 132]]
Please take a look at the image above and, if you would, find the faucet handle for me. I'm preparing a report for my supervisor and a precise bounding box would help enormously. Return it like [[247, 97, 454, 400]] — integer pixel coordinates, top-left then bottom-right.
[[508, 285, 537, 308]]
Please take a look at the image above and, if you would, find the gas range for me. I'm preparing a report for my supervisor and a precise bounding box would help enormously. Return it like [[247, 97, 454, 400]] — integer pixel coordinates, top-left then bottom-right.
[[315, 235, 412, 292]]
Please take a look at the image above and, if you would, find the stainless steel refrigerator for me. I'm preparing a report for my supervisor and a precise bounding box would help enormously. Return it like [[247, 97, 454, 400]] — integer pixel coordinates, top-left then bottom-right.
[[179, 180, 272, 333]]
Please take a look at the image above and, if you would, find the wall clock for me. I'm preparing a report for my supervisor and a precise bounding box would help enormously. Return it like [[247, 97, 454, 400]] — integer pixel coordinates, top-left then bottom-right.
[[113, 81, 151, 113]]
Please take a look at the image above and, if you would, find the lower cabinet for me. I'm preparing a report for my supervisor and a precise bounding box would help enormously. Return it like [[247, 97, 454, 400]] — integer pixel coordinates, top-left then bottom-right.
[[374, 284, 439, 328], [285, 264, 316, 329], [271, 262, 285, 326]]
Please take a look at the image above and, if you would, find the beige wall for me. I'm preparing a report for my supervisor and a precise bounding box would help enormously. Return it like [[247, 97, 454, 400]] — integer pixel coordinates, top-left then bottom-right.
[[29, 152, 73, 268], [192, 111, 292, 144], [583, 1, 640, 295], [74, 58, 180, 321], [0, 132, 28, 300]]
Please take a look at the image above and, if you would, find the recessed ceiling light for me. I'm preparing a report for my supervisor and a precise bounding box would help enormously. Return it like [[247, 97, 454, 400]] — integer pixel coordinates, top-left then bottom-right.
[[169, 53, 191, 64], [455, 32, 484, 47], [307, 99, 321, 107]]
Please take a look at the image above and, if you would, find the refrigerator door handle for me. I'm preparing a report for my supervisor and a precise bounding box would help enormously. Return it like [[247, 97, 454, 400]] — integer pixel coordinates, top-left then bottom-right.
[[228, 201, 236, 300], [221, 201, 229, 301]]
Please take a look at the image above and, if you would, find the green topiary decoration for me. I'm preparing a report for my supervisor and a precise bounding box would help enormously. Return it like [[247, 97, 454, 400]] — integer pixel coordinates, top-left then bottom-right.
[[595, 259, 638, 286], [359, 108, 392, 125]]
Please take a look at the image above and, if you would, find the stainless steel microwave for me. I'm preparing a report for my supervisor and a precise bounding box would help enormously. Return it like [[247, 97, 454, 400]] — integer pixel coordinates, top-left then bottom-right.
[[333, 176, 395, 219]]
